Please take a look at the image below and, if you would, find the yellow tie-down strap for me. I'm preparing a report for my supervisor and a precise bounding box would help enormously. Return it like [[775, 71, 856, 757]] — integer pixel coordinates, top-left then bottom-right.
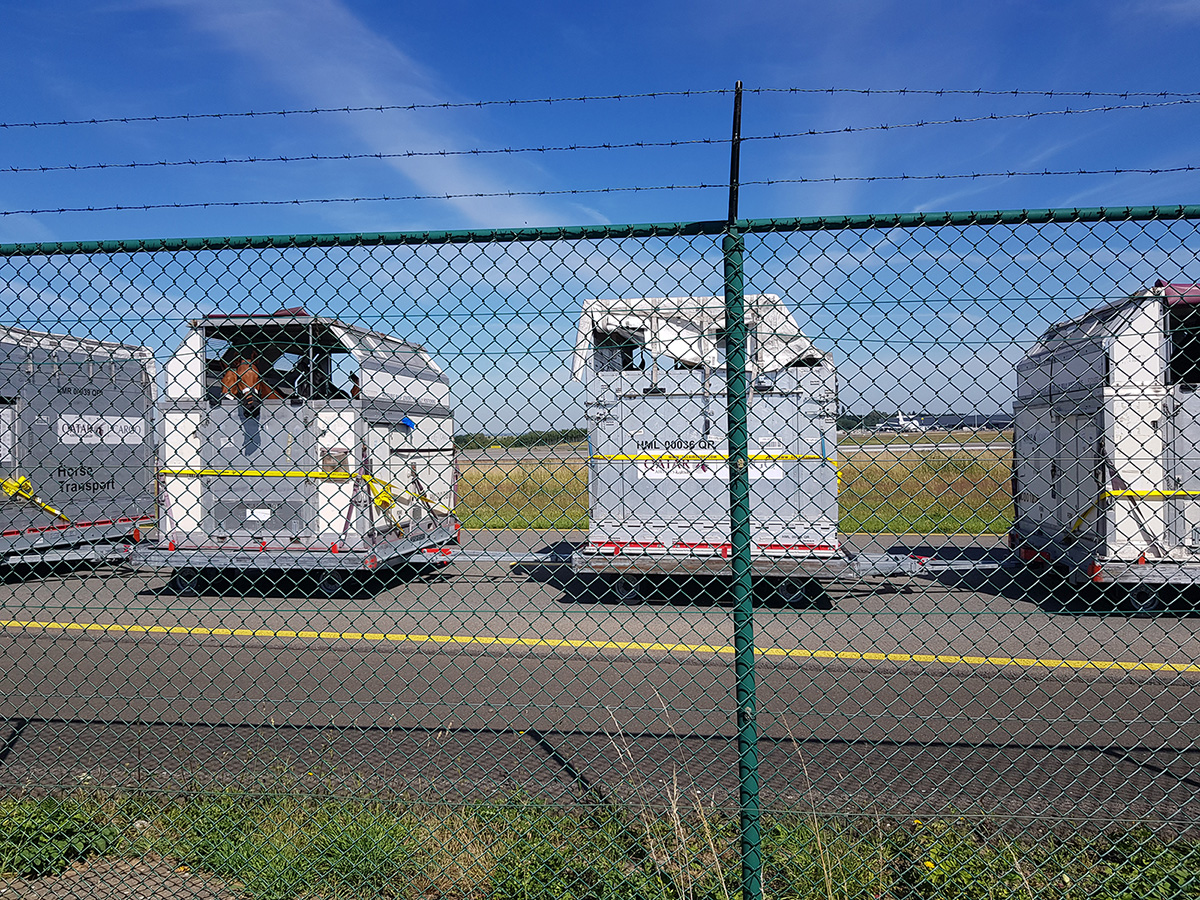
[[158, 468, 453, 515], [1, 476, 70, 522]]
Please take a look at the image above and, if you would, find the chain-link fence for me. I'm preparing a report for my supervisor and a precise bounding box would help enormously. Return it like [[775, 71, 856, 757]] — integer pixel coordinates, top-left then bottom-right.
[[2, 206, 1200, 898]]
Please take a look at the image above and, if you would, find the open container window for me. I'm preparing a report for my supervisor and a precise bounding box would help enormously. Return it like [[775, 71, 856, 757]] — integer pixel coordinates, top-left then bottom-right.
[[1161, 281, 1200, 387], [1168, 303, 1200, 386], [574, 294, 824, 383], [592, 329, 645, 372], [202, 312, 359, 403]]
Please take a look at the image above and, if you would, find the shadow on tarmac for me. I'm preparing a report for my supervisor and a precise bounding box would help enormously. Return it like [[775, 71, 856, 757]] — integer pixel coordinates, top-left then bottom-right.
[[126, 536, 1200, 617], [143, 560, 453, 601], [513, 540, 834, 611], [897, 542, 1200, 617], [515, 538, 1200, 617]]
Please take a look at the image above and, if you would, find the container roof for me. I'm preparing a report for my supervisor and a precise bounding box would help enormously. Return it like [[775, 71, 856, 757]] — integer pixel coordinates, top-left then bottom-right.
[[572, 294, 823, 378], [193, 308, 427, 351], [0, 325, 152, 360], [1024, 279, 1200, 359], [191, 308, 440, 374], [1155, 279, 1200, 305]]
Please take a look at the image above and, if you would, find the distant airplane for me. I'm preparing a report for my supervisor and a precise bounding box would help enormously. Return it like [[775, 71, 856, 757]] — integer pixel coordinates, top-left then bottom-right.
[[875, 412, 923, 433]]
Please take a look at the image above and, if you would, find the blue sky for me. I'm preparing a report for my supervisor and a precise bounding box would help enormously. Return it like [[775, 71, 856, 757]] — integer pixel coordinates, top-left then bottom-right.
[[5, 0, 1200, 239], [3, 1, 1200, 427]]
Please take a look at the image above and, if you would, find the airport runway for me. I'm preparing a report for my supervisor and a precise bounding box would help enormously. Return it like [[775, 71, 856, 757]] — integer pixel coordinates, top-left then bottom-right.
[[838, 442, 1010, 455], [1, 529, 1198, 828]]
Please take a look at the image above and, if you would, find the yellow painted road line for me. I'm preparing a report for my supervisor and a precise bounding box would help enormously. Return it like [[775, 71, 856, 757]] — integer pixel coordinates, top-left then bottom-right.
[[3, 617, 1198, 675]]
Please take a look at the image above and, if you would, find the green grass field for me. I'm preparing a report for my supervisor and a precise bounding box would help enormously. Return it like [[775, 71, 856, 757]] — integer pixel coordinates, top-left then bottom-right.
[[456, 460, 589, 530], [838, 447, 1013, 534], [456, 441, 1014, 534]]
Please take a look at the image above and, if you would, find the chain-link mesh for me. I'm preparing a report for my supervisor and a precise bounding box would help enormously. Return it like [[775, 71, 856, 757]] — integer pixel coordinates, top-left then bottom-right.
[[2, 209, 1199, 898]]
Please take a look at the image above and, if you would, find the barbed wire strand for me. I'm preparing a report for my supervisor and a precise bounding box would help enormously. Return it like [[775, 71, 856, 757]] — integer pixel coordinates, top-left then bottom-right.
[[751, 97, 1197, 140], [4, 88, 1200, 130], [5, 99, 1196, 175], [3, 165, 1195, 217]]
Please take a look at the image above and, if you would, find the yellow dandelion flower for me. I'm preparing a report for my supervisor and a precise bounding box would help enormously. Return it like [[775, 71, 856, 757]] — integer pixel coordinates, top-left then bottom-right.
[[924, 861, 935, 869]]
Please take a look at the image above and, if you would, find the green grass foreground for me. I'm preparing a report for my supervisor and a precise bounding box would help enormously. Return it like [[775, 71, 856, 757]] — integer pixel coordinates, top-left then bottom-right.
[[3, 793, 1198, 899]]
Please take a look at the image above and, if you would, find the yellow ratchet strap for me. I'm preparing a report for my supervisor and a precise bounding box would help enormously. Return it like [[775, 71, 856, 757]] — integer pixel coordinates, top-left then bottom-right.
[[1, 476, 70, 522]]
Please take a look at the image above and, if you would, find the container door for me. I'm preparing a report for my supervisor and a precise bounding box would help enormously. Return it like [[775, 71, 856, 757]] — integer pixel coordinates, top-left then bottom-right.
[[201, 401, 316, 541], [620, 391, 724, 547], [161, 411, 203, 533], [1055, 413, 1100, 540], [1013, 405, 1055, 537], [586, 383, 624, 543], [1166, 388, 1200, 551], [25, 351, 153, 527], [748, 394, 798, 542]]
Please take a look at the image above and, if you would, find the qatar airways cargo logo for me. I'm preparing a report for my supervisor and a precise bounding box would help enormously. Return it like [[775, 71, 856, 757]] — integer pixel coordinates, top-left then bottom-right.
[[57, 414, 146, 445]]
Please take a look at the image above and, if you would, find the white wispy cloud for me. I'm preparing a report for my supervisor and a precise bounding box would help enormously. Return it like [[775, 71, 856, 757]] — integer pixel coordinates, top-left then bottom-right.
[[1126, 0, 1200, 21], [158, 0, 566, 229]]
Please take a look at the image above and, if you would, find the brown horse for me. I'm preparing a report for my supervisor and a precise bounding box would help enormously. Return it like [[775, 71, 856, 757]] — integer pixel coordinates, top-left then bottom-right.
[[221, 358, 284, 400]]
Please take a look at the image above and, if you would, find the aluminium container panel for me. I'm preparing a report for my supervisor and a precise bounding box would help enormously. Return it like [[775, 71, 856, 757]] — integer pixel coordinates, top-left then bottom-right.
[[199, 401, 321, 542], [2, 342, 153, 533], [586, 394, 624, 539], [749, 392, 838, 551], [1012, 403, 1056, 543], [1053, 409, 1102, 542], [618, 388, 727, 549], [586, 365, 838, 555], [1104, 387, 1168, 560]]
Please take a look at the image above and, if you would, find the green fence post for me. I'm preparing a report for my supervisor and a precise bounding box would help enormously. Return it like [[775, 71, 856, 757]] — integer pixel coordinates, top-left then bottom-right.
[[724, 78, 761, 900], [724, 226, 761, 900]]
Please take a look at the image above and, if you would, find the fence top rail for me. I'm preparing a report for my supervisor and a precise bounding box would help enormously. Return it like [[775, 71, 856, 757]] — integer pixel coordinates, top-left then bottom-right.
[[2, 204, 1200, 257]]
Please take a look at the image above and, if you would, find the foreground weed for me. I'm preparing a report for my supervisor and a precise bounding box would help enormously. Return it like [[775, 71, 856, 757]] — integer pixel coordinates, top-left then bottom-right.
[[170, 794, 420, 900], [7, 789, 1200, 900], [0, 796, 121, 878]]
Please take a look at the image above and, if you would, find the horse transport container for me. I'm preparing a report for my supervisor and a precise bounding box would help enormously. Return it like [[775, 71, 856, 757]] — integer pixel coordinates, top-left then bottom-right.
[[0, 326, 154, 565], [1012, 279, 1200, 586], [131, 309, 458, 584], [571, 294, 845, 580]]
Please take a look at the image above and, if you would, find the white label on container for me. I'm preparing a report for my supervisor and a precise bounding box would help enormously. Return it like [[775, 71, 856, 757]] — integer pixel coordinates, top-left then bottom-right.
[[636, 460, 785, 481], [639, 459, 727, 480], [245, 508, 272, 522], [0, 407, 13, 463], [58, 414, 146, 445]]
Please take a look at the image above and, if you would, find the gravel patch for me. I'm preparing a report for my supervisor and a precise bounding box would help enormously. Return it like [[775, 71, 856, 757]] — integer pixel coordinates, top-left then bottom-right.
[[0, 854, 241, 900]]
